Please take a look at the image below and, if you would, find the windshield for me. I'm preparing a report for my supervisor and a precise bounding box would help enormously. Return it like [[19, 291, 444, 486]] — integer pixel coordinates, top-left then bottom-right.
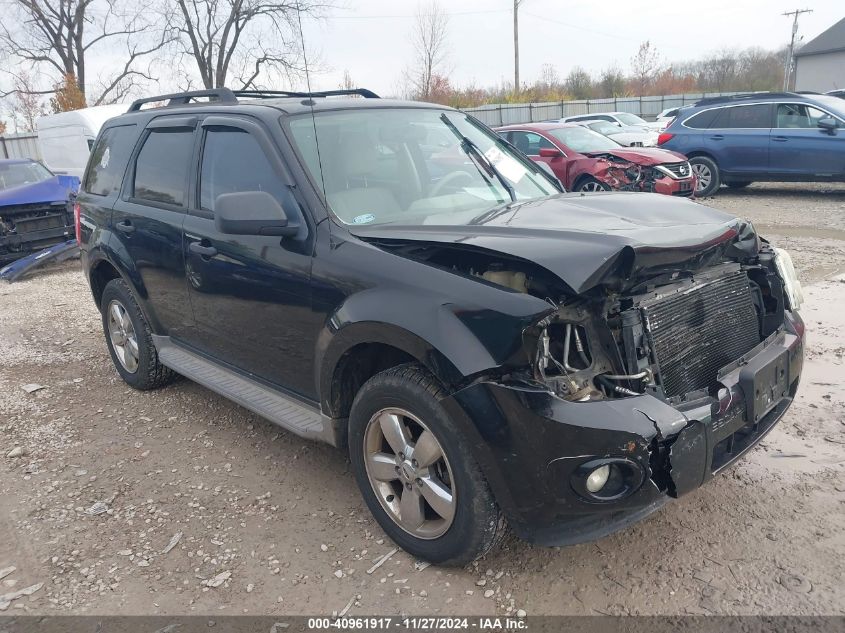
[[548, 127, 621, 153], [586, 121, 621, 136], [615, 113, 649, 126], [0, 161, 52, 190], [287, 108, 559, 227]]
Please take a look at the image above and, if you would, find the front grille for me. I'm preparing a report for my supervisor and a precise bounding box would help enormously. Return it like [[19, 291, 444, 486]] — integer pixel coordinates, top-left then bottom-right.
[[659, 161, 692, 179], [642, 270, 760, 398]]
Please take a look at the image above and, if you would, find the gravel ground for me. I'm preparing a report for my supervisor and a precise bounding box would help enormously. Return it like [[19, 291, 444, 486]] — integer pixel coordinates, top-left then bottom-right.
[[0, 183, 843, 616]]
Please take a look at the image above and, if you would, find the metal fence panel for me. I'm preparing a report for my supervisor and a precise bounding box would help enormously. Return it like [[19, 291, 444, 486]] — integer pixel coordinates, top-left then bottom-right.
[[463, 91, 750, 125], [0, 133, 41, 160]]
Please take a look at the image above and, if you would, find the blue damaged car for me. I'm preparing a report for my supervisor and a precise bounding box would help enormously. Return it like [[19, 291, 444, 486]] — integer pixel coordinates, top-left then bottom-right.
[[0, 158, 80, 264]]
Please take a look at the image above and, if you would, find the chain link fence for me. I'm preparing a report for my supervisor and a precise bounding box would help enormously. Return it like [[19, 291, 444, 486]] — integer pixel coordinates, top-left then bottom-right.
[[463, 92, 750, 126]]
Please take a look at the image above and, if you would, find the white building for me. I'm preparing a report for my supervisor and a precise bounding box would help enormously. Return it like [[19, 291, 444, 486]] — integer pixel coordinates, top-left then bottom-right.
[[794, 16, 845, 92]]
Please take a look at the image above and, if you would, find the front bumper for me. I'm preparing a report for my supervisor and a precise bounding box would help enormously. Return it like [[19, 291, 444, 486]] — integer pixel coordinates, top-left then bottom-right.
[[653, 175, 696, 197], [442, 314, 804, 546]]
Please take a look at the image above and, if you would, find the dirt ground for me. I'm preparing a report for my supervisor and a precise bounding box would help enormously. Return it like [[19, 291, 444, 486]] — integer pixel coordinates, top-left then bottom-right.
[[1, 183, 843, 617]]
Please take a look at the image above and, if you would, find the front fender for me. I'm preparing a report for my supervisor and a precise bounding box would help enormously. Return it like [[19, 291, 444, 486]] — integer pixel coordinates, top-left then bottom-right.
[[316, 285, 553, 414]]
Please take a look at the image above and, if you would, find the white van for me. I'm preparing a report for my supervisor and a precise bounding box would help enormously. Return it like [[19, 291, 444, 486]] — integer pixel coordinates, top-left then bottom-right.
[[36, 105, 126, 178]]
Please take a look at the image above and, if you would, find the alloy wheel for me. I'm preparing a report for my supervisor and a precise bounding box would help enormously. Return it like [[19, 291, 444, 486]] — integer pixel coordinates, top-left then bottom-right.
[[363, 407, 456, 539], [579, 180, 607, 192], [691, 163, 712, 192], [107, 299, 139, 373]]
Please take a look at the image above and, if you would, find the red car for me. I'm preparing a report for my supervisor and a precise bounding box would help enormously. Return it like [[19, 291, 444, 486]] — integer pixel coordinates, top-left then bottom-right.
[[495, 122, 696, 196]]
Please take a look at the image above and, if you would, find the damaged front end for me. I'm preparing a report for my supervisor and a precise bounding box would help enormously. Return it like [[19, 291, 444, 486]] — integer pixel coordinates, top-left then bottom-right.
[[433, 236, 802, 544], [589, 153, 696, 197], [353, 198, 803, 545]]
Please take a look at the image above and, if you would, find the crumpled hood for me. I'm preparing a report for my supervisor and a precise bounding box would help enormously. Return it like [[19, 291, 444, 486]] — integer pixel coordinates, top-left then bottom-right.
[[585, 147, 687, 166], [351, 192, 757, 294], [0, 175, 79, 207]]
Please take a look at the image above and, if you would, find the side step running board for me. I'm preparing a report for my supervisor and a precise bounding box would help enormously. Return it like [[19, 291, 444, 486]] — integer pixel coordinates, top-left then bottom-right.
[[153, 336, 339, 446]]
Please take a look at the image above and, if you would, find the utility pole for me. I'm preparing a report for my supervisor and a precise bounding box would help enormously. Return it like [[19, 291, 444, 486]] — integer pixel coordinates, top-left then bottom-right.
[[782, 8, 812, 90], [513, 0, 522, 94]]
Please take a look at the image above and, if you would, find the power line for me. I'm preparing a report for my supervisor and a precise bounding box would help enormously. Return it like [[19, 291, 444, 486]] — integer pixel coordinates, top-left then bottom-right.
[[782, 8, 813, 90]]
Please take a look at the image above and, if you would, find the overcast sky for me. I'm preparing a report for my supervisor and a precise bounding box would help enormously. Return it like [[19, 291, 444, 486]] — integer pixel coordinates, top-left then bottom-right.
[[299, 0, 844, 95]]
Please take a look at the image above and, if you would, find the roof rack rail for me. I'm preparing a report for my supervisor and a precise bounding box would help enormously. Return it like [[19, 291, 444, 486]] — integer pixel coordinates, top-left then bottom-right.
[[128, 88, 238, 112], [232, 88, 380, 100], [127, 87, 380, 112], [693, 91, 808, 106]]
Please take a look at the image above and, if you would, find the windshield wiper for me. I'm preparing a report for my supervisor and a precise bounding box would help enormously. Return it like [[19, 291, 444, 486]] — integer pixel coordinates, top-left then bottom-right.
[[439, 113, 516, 202]]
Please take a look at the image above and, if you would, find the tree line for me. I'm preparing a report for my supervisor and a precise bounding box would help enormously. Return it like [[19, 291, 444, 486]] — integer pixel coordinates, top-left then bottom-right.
[[0, 0, 789, 131], [405, 2, 787, 109]]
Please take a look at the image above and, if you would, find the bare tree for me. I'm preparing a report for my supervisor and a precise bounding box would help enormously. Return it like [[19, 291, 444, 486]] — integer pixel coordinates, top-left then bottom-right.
[[539, 63, 559, 90], [9, 72, 44, 131], [406, 0, 449, 101], [598, 66, 625, 97], [0, 0, 171, 104], [630, 40, 661, 96], [169, 0, 325, 90], [564, 67, 593, 100]]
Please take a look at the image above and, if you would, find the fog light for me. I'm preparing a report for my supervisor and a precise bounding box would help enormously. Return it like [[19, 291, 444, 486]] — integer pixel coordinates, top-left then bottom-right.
[[586, 465, 611, 493]]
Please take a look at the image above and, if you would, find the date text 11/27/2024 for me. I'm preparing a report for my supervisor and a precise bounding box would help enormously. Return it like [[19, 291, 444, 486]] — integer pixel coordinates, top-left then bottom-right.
[[307, 617, 527, 630]]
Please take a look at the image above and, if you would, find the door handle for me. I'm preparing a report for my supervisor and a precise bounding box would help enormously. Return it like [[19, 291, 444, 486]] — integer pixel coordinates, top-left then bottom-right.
[[709, 134, 724, 141], [115, 220, 135, 234], [772, 136, 788, 142], [189, 241, 217, 258]]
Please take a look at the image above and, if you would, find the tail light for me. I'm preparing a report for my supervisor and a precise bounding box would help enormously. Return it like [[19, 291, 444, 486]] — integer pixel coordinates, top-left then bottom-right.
[[74, 202, 82, 244], [657, 132, 674, 146]]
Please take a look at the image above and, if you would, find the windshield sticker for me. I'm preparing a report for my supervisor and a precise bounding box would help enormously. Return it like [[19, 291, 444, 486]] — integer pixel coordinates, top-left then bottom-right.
[[352, 213, 376, 225], [100, 147, 110, 169], [484, 146, 525, 183]]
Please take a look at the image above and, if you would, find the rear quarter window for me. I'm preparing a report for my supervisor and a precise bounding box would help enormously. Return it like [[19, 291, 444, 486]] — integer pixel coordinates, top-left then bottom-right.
[[683, 108, 721, 129], [83, 124, 137, 196]]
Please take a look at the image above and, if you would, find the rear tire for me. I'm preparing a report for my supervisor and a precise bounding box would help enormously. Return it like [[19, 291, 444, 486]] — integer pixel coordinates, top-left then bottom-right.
[[689, 156, 720, 196], [100, 278, 177, 390], [348, 364, 505, 566], [725, 180, 752, 189]]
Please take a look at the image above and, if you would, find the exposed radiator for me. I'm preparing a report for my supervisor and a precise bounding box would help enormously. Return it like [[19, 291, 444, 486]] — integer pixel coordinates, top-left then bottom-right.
[[641, 269, 760, 398]]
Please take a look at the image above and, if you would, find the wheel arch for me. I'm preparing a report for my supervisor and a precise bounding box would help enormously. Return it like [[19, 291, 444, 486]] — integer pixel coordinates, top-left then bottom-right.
[[319, 322, 465, 422]]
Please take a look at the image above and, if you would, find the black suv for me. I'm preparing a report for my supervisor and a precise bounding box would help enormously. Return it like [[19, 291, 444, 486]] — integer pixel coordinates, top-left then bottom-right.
[[77, 88, 805, 565]]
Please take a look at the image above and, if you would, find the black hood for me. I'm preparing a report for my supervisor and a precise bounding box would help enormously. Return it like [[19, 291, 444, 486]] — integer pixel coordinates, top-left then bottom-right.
[[350, 192, 758, 294]]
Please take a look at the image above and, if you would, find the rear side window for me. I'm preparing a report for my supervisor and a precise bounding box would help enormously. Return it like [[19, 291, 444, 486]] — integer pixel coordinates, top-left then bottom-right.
[[712, 104, 771, 129], [133, 129, 194, 206], [84, 125, 136, 196], [199, 128, 288, 212], [683, 108, 721, 129]]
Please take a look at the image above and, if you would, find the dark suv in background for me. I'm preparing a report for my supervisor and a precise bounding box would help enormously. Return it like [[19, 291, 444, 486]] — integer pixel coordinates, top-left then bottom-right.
[[658, 92, 845, 196], [76, 88, 804, 565]]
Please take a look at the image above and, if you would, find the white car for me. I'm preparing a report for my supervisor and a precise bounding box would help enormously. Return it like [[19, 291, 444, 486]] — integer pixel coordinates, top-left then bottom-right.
[[560, 111, 663, 132], [654, 107, 683, 130], [572, 120, 658, 147]]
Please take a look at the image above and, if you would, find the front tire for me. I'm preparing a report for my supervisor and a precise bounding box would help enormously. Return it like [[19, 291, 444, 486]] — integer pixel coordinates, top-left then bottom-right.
[[577, 177, 611, 192], [100, 278, 176, 390], [348, 364, 505, 565], [690, 156, 720, 196]]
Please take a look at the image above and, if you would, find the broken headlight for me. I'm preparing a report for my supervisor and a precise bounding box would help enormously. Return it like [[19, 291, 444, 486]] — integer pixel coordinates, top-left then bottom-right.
[[773, 247, 803, 311]]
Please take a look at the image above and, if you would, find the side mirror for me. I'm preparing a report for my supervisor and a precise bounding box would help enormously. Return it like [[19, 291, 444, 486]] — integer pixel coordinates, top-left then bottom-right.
[[538, 147, 563, 158], [818, 117, 838, 134], [214, 190, 299, 237]]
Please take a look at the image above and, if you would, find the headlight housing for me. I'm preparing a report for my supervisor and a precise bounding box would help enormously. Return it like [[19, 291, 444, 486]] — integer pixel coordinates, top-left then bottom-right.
[[773, 247, 804, 311]]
